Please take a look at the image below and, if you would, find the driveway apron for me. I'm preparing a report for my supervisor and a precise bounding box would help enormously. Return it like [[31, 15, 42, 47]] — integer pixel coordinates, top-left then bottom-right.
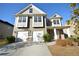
[[12, 43, 52, 56]]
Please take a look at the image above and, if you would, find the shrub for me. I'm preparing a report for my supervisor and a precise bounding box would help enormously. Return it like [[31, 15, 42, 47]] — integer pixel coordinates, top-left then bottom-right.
[[6, 36, 15, 43], [68, 35, 79, 42], [43, 33, 52, 42], [55, 39, 76, 47]]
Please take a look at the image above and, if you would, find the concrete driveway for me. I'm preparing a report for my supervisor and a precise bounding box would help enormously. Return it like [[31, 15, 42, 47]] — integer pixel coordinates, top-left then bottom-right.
[[11, 43, 52, 56]]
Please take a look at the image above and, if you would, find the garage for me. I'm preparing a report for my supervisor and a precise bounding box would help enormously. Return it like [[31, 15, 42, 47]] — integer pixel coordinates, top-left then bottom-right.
[[17, 31, 28, 42], [33, 31, 44, 42]]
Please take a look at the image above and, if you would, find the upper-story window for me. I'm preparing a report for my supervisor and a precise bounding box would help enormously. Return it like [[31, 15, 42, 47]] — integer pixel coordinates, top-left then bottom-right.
[[53, 20, 56, 24], [18, 17, 22, 22], [38, 16, 41, 22], [34, 16, 38, 22], [34, 16, 42, 22], [18, 16, 26, 22], [57, 20, 59, 24], [29, 8, 33, 13], [23, 16, 26, 22], [53, 20, 59, 24]]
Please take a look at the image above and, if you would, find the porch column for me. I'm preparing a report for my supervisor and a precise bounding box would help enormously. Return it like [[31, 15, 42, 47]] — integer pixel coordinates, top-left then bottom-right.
[[44, 17, 47, 34], [54, 28, 58, 40], [67, 28, 71, 37]]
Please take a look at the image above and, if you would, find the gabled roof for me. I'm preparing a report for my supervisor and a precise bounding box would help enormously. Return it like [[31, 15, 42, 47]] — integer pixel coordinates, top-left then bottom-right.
[[16, 4, 46, 15], [0, 19, 14, 27], [50, 13, 62, 19]]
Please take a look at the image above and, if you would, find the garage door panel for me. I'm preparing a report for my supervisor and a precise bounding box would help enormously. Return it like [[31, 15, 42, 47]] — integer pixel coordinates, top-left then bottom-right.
[[17, 32, 28, 42], [33, 31, 43, 42]]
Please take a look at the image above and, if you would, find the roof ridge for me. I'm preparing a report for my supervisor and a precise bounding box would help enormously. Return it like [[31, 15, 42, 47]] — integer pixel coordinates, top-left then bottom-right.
[[0, 19, 14, 26]]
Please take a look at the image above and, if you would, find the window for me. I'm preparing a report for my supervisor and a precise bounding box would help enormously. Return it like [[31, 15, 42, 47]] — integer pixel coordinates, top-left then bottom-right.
[[53, 20, 60, 24], [29, 8, 32, 13], [57, 20, 59, 24], [23, 16, 26, 22], [18, 17, 22, 22], [0, 34, 3, 39], [34, 16, 42, 22], [18, 16, 26, 22], [34, 16, 38, 22], [38, 16, 41, 22], [53, 20, 56, 24]]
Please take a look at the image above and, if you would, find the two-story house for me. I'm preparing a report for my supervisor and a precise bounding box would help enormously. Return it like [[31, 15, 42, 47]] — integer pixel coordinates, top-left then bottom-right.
[[47, 13, 71, 40], [13, 4, 71, 42], [13, 4, 47, 42]]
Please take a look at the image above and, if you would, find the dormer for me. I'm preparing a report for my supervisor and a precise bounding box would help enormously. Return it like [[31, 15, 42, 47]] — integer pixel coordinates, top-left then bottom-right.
[[50, 13, 62, 27]]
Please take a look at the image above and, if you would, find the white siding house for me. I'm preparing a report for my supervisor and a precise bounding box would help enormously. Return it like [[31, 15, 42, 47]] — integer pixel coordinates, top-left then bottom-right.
[[13, 4, 72, 42]]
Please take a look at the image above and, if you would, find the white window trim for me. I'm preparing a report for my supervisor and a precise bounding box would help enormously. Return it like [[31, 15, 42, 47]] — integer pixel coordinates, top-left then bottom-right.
[[18, 16, 27, 23], [53, 19, 60, 24], [17, 16, 28, 27], [34, 16, 42, 22], [32, 16, 43, 27]]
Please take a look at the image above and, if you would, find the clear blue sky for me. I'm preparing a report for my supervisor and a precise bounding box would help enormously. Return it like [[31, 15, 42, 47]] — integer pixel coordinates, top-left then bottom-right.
[[0, 3, 72, 25]]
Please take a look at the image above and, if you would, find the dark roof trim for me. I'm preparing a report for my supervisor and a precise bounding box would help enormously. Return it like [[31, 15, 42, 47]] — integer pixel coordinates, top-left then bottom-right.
[[0, 19, 14, 27]]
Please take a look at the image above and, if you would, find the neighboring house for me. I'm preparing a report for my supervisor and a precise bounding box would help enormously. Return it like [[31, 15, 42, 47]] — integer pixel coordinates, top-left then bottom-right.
[[0, 19, 14, 39], [13, 4, 72, 42], [47, 13, 71, 40]]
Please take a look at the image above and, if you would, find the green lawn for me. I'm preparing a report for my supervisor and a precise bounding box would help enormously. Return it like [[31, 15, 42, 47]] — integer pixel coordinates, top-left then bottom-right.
[[0, 39, 8, 47]]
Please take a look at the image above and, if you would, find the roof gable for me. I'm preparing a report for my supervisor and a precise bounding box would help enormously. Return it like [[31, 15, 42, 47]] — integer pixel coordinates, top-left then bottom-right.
[[16, 4, 46, 15], [50, 13, 62, 19]]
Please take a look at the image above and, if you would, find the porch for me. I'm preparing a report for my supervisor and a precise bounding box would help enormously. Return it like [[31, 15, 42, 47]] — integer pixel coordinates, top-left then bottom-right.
[[47, 26, 71, 40]]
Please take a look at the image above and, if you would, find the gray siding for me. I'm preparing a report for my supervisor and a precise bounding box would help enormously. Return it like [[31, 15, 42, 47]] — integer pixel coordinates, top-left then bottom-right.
[[0, 22, 13, 39]]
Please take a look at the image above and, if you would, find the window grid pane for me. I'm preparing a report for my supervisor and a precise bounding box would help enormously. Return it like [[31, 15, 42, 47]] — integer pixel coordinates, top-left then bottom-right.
[[23, 16, 26, 22], [38, 16, 41, 22], [34, 16, 42, 22], [18, 16, 26, 22], [57, 20, 59, 24], [18, 17, 22, 22], [53, 20, 56, 24], [34, 16, 37, 22]]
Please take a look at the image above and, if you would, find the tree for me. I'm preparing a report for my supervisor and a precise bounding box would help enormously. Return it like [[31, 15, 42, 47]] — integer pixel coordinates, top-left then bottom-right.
[[74, 8, 79, 16], [70, 3, 79, 18], [66, 19, 72, 25], [70, 3, 79, 35], [70, 3, 77, 19], [70, 3, 76, 9]]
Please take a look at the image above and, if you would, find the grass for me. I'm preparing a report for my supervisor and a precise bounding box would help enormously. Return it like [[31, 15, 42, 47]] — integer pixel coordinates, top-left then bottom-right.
[[48, 45, 79, 56], [0, 39, 8, 47]]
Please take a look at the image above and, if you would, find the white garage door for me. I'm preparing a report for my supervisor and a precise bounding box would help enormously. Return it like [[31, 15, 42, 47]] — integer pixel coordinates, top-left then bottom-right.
[[17, 31, 28, 42], [33, 31, 44, 42]]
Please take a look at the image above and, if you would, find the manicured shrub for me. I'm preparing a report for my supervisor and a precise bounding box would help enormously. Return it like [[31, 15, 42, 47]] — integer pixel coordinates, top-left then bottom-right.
[[6, 36, 15, 43], [43, 33, 52, 42]]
